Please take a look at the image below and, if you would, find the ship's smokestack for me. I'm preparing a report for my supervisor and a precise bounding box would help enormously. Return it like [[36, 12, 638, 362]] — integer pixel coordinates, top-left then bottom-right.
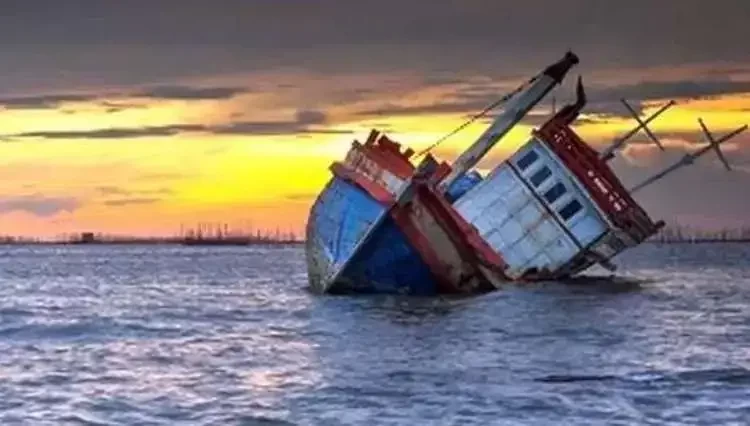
[[543, 51, 579, 84], [553, 76, 586, 125]]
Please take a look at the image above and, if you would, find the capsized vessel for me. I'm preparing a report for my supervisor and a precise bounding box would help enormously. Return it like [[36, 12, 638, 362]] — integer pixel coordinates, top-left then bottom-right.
[[304, 52, 746, 294]]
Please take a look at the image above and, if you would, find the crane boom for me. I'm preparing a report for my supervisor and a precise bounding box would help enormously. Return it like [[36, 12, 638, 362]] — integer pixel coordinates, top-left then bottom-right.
[[438, 52, 579, 192]]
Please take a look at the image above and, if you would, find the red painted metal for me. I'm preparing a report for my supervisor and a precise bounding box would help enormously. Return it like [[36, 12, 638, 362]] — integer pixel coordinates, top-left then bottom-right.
[[428, 155, 454, 182], [355, 130, 415, 179], [330, 163, 395, 205], [415, 184, 508, 274], [402, 188, 496, 293], [333, 129, 511, 292], [365, 129, 379, 145]]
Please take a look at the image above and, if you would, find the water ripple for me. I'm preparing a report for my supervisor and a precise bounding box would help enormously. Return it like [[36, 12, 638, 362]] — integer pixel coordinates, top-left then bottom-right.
[[0, 244, 748, 424]]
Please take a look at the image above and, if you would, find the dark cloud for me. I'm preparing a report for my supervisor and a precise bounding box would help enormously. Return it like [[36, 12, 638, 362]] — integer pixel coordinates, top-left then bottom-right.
[[133, 85, 248, 100], [15, 124, 207, 140], [700, 65, 750, 79], [359, 102, 485, 118], [627, 129, 741, 146], [103, 197, 161, 207], [0, 0, 746, 95], [0, 94, 95, 109], [0, 85, 249, 110], [0, 1, 746, 63], [96, 186, 129, 196], [535, 78, 750, 120], [0, 195, 80, 217], [206, 107, 346, 136], [572, 116, 615, 126], [100, 101, 147, 113], [583, 101, 645, 120], [355, 75, 750, 125], [7, 108, 350, 140], [96, 186, 172, 197], [211, 121, 350, 136], [295, 109, 327, 126], [607, 80, 750, 101], [355, 79, 532, 119]]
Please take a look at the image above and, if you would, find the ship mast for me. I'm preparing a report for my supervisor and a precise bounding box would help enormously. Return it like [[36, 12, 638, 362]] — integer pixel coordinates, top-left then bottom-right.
[[630, 120, 747, 194], [599, 99, 675, 161], [438, 51, 579, 192]]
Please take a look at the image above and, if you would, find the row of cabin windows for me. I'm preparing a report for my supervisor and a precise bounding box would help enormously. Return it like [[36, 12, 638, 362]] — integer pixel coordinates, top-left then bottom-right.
[[516, 149, 583, 222]]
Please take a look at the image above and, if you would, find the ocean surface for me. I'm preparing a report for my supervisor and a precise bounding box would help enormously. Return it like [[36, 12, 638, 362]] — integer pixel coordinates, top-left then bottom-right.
[[0, 243, 748, 425]]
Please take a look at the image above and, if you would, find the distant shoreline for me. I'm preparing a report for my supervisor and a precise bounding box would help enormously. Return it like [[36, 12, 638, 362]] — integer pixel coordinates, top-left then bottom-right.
[[0, 240, 305, 246], [0, 240, 747, 247]]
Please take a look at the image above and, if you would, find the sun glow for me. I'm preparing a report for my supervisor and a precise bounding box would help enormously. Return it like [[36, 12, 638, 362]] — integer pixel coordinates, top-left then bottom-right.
[[0, 75, 749, 238]]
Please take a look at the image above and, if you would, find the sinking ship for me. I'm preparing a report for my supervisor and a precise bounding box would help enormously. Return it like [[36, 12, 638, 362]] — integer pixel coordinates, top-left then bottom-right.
[[305, 52, 747, 295]]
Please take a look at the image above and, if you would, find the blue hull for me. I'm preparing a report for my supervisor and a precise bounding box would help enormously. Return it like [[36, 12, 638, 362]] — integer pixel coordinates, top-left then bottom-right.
[[305, 177, 438, 295]]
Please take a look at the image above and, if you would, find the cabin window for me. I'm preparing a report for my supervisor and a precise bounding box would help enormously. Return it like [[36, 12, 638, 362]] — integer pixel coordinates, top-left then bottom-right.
[[544, 182, 566, 204], [516, 150, 538, 170], [559, 199, 583, 221], [530, 166, 552, 187]]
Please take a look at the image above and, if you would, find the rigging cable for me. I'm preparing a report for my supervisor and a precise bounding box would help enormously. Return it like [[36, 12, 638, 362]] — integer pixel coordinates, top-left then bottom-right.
[[415, 72, 542, 157]]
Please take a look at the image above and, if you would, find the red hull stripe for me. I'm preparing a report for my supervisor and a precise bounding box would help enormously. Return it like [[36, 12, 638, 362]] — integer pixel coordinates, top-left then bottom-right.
[[330, 163, 395, 205], [360, 145, 414, 179], [357, 130, 416, 179]]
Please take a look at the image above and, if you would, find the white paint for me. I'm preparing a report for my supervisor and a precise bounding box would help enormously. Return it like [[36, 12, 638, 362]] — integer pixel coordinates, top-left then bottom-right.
[[454, 137, 610, 278], [440, 74, 558, 191], [343, 147, 408, 195]]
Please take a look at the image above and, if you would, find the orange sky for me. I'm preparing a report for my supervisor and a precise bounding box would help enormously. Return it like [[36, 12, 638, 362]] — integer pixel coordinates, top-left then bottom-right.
[[0, 66, 748, 238], [0, 2, 749, 238]]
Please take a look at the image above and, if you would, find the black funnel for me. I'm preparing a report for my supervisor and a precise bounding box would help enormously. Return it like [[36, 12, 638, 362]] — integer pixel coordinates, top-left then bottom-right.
[[553, 76, 587, 124]]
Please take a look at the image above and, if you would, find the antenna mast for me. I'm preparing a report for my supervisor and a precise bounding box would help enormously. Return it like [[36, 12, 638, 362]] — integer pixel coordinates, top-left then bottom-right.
[[600, 99, 675, 161], [630, 120, 747, 194]]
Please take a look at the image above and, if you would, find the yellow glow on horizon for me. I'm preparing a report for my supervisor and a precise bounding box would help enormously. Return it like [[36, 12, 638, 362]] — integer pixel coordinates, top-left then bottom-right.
[[0, 82, 748, 237]]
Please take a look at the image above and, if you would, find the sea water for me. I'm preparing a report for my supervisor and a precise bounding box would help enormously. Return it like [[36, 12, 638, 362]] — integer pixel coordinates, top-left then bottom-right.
[[0, 243, 748, 425]]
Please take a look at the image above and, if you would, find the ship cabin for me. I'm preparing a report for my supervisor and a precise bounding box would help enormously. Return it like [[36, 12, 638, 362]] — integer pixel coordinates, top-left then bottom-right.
[[452, 117, 663, 280]]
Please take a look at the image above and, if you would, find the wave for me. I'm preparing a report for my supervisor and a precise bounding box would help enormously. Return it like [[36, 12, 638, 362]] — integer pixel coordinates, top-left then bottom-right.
[[536, 367, 750, 384]]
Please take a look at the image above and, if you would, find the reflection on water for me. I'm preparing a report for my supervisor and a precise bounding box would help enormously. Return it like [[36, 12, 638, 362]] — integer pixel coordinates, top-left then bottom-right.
[[0, 243, 749, 424]]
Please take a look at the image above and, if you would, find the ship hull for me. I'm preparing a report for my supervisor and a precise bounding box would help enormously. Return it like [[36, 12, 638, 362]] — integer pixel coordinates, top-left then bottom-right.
[[394, 181, 505, 293], [301, 53, 668, 295], [304, 123, 662, 296], [306, 176, 439, 295]]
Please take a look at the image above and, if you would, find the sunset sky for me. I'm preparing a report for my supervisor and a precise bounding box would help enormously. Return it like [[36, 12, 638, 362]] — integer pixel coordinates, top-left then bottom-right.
[[0, 0, 749, 238]]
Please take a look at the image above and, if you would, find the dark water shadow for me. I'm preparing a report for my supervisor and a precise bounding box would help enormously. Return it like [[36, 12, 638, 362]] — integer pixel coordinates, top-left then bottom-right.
[[302, 274, 661, 331], [554, 274, 659, 293], [536, 367, 750, 385], [303, 274, 657, 299]]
